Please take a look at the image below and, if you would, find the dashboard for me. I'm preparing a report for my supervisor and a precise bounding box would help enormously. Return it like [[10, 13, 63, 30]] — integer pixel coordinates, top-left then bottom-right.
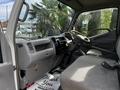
[[16, 38, 55, 68], [16, 36, 68, 68], [16, 35, 70, 88]]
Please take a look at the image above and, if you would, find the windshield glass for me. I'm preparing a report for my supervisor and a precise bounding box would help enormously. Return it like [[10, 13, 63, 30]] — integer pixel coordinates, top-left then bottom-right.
[[16, 0, 72, 40]]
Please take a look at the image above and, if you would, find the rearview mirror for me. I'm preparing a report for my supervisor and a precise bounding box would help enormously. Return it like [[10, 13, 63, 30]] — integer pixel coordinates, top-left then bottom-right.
[[19, 2, 29, 22]]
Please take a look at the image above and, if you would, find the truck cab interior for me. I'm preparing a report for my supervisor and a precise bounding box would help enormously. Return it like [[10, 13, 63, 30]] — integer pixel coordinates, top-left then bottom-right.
[[0, 0, 120, 90]]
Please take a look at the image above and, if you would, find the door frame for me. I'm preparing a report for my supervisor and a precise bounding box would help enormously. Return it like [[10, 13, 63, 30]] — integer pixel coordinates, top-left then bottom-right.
[[5, 0, 24, 90]]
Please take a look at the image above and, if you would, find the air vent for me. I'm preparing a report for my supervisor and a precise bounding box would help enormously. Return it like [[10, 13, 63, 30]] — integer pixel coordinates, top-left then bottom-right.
[[27, 43, 34, 51], [17, 44, 23, 48], [35, 43, 50, 52]]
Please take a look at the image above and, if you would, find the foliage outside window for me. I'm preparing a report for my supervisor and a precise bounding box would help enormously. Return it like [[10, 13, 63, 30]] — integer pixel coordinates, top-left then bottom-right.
[[74, 8, 117, 37], [16, 0, 72, 40]]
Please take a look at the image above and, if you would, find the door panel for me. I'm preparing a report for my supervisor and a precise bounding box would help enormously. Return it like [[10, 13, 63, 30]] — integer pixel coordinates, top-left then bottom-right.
[[90, 30, 116, 52], [89, 30, 118, 59], [0, 63, 15, 90]]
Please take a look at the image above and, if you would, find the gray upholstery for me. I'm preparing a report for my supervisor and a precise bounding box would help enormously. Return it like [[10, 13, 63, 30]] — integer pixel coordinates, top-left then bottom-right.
[[61, 55, 119, 90], [87, 49, 102, 56], [116, 37, 120, 59]]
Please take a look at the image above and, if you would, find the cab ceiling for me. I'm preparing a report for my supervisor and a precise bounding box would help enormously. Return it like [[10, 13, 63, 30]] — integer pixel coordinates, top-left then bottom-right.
[[58, 0, 120, 11]]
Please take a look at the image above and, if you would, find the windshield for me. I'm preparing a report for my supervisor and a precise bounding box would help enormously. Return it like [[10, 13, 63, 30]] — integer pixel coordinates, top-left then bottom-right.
[[16, 0, 72, 40]]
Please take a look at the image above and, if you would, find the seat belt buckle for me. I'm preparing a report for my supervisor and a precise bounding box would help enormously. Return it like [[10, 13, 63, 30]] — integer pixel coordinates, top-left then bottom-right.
[[101, 61, 120, 70]]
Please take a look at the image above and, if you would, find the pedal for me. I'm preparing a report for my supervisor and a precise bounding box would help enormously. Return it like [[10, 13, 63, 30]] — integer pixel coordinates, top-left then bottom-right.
[[101, 61, 120, 70]]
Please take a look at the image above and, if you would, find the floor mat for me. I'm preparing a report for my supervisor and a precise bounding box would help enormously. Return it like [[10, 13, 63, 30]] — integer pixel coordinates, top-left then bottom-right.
[[27, 73, 60, 90]]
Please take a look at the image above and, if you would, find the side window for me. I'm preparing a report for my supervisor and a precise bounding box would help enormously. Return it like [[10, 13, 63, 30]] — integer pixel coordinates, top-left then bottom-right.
[[74, 8, 118, 37], [0, 1, 14, 63], [0, 1, 14, 33]]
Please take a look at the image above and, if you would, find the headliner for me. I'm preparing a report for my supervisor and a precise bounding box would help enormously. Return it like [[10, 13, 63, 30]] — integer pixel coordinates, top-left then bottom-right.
[[58, 0, 120, 11]]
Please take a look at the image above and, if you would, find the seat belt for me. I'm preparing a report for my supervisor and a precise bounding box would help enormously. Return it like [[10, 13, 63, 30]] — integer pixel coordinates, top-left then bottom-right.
[[101, 61, 120, 88], [101, 61, 120, 70]]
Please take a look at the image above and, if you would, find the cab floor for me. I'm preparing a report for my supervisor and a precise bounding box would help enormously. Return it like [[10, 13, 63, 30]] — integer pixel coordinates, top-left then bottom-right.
[[27, 73, 60, 90]]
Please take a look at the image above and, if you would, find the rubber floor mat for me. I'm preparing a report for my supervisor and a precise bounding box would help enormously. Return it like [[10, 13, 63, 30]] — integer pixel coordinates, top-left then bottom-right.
[[27, 73, 60, 90]]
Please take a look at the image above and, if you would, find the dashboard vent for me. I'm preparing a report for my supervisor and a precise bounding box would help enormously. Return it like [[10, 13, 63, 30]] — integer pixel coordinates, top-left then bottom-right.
[[27, 43, 34, 51], [34, 43, 50, 52], [17, 44, 23, 48]]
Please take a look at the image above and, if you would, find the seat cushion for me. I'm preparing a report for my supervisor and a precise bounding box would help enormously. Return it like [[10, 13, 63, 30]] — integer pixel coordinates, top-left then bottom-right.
[[60, 55, 119, 90], [87, 49, 102, 56]]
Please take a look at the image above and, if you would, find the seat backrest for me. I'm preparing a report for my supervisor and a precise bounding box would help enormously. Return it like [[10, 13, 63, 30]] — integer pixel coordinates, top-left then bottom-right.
[[116, 37, 120, 60], [0, 46, 3, 63], [0, 32, 3, 63]]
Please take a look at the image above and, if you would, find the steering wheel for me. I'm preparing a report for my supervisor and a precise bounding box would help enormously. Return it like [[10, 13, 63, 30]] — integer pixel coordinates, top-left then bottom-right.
[[65, 30, 90, 56], [70, 30, 90, 43], [64, 30, 91, 50]]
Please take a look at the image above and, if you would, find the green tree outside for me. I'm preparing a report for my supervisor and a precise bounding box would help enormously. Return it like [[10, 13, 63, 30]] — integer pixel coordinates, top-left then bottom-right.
[[29, 0, 71, 38]]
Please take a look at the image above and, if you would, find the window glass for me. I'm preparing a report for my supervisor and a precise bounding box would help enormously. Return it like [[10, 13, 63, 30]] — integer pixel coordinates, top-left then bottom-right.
[[74, 8, 118, 37], [0, 0, 14, 33], [16, 0, 72, 40], [0, 0, 15, 63]]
